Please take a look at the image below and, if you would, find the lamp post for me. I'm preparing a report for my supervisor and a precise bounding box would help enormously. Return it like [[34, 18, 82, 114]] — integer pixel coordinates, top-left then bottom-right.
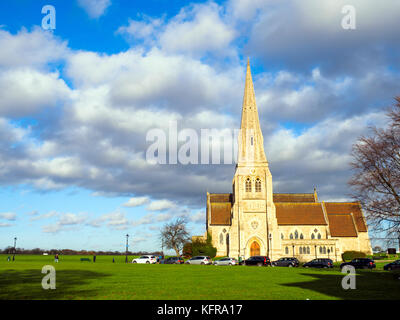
[[13, 237, 17, 261], [292, 244, 295, 257], [315, 245, 317, 259], [125, 234, 129, 263], [268, 234, 272, 260], [335, 245, 337, 262]]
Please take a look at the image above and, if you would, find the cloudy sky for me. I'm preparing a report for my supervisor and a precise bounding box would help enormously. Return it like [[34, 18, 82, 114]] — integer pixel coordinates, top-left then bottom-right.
[[0, 0, 399, 252]]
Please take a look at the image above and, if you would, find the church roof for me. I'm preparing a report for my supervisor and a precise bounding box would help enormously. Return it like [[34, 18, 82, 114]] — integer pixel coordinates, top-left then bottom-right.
[[327, 213, 358, 237], [275, 203, 327, 225], [208, 193, 232, 225], [273, 193, 316, 203], [324, 202, 367, 232], [209, 193, 232, 203]]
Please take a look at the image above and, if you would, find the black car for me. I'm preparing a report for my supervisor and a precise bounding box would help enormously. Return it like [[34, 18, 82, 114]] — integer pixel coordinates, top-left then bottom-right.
[[303, 258, 333, 268], [162, 256, 184, 264], [384, 259, 400, 271], [244, 256, 271, 266], [272, 257, 299, 267], [340, 258, 376, 270]]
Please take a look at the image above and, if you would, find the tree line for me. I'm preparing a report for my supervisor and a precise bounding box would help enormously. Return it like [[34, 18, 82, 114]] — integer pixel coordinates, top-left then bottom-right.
[[0, 247, 163, 256]]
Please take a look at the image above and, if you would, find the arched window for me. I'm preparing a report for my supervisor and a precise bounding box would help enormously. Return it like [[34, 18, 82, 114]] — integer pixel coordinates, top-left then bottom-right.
[[323, 247, 326, 254], [219, 233, 224, 245], [307, 247, 310, 254], [311, 233, 315, 240], [317, 233, 321, 240], [281, 234, 284, 240], [294, 230, 299, 239], [300, 233, 304, 240], [299, 247, 303, 254], [290, 233, 293, 240], [245, 178, 252, 192], [255, 178, 261, 192], [285, 247, 289, 254], [319, 246, 322, 254]]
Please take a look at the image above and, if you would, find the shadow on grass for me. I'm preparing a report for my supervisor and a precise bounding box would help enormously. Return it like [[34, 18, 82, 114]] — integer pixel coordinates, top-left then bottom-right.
[[282, 270, 400, 300], [0, 269, 111, 300]]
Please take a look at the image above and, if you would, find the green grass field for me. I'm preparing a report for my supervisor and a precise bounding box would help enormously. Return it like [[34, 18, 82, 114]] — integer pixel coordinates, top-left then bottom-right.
[[0, 254, 399, 300]]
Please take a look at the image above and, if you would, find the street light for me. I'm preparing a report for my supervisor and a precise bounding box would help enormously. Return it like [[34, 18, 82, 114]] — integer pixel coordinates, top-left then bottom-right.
[[125, 234, 129, 263], [268, 234, 272, 260], [13, 237, 17, 261], [315, 245, 317, 259]]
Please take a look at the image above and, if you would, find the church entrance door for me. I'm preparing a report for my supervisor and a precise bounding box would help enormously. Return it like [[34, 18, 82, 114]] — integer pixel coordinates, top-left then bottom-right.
[[250, 241, 260, 256]]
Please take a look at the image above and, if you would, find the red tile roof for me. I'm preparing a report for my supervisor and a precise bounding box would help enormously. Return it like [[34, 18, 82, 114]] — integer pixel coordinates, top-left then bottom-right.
[[275, 203, 327, 225], [209, 193, 232, 225], [273, 193, 316, 203], [324, 202, 367, 232], [327, 213, 358, 237]]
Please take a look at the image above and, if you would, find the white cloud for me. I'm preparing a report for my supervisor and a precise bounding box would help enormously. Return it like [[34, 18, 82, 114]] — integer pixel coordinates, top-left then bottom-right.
[[123, 197, 149, 208], [117, 16, 163, 43], [0, 222, 13, 227], [0, 27, 68, 69], [42, 212, 87, 233], [58, 213, 87, 226], [190, 210, 205, 224], [0, 69, 72, 117], [245, 0, 400, 74], [30, 211, 59, 222], [159, 3, 236, 56], [77, 0, 112, 18], [0, 212, 16, 221], [146, 200, 175, 211], [0, 1, 398, 216], [88, 210, 130, 230]]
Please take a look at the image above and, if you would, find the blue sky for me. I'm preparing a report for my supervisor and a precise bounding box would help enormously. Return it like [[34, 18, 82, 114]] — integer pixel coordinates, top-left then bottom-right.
[[0, 0, 399, 252]]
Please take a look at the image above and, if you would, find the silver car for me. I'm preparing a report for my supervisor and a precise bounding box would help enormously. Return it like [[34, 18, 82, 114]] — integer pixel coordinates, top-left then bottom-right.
[[214, 257, 237, 266], [186, 256, 212, 265]]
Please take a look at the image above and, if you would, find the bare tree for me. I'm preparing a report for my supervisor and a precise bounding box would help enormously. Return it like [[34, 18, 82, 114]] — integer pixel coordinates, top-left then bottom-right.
[[160, 217, 190, 257], [349, 97, 400, 243]]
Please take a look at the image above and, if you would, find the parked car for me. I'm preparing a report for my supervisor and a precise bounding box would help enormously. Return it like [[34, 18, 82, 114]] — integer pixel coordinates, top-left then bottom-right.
[[384, 259, 400, 271], [244, 256, 271, 266], [162, 256, 184, 264], [185, 256, 212, 265], [132, 255, 158, 264], [214, 257, 237, 266], [303, 258, 333, 268], [272, 257, 299, 267], [340, 258, 376, 270]]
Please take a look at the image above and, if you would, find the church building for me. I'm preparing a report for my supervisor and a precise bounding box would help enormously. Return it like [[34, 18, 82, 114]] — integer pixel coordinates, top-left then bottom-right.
[[198, 60, 372, 262]]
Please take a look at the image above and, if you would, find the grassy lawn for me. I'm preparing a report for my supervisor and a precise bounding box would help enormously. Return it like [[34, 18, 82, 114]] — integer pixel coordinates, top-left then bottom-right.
[[0, 255, 399, 300]]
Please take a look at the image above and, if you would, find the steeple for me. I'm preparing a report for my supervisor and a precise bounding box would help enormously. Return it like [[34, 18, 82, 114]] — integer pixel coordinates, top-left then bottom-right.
[[237, 59, 267, 165]]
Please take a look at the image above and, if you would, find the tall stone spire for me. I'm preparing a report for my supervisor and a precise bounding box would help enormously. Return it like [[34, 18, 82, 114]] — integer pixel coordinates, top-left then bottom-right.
[[238, 58, 267, 165]]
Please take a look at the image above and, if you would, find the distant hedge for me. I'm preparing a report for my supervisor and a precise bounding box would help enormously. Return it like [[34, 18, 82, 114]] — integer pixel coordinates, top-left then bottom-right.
[[342, 251, 366, 261]]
